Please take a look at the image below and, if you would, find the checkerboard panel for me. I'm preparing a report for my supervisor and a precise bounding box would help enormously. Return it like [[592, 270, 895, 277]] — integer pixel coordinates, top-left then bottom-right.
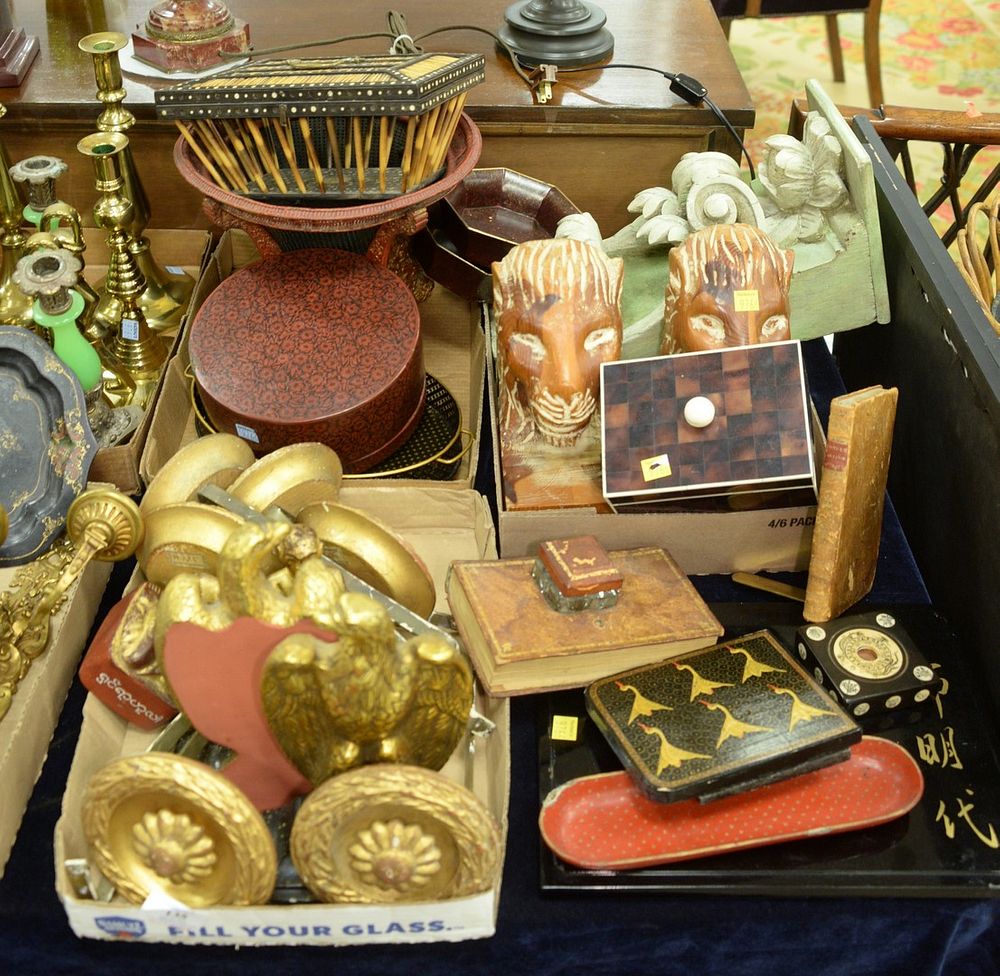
[[602, 342, 813, 499]]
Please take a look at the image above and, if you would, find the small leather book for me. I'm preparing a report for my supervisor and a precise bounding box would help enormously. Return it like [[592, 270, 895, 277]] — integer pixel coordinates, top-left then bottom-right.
[[803, 385, 898, 622], [446, 546, 722, 696]]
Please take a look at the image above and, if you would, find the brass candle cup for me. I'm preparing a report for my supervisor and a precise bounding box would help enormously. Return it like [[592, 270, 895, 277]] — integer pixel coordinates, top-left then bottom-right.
[[139, 502, 243, 586], [227, 443, 344, 517], [140, 433, 257, 518], [296, 501, 436, 618]]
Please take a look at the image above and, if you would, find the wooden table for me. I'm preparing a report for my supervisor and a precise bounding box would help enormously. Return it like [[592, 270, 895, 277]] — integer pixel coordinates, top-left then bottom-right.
[[0, 0, 753, 233]]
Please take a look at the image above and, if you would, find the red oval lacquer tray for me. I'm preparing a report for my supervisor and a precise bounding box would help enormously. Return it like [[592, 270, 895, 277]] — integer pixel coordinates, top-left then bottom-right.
[[540, 737, 923, 870]]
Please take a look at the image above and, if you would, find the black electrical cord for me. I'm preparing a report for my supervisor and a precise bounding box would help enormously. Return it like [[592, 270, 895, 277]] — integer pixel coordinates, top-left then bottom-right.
[[222, 13, 755, 180], [556, 62, 756, 181]]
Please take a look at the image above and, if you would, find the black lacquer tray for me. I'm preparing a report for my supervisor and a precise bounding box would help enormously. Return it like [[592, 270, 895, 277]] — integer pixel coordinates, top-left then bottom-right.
[[539, 602, 1000, 897], [0, 327, 96, 566]]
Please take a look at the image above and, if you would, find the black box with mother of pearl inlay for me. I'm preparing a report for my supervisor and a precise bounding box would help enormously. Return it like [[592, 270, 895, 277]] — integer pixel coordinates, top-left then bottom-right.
[[795, 612, 942, 728]]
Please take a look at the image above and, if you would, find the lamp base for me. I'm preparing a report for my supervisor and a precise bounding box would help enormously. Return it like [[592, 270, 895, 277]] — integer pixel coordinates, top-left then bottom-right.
[[498, 0, 614, 67], [0, 27, 39, 87], [131, 19, 250, 74]]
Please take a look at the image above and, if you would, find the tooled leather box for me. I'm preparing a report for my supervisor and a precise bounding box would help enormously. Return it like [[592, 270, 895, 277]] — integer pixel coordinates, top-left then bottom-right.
[[600, 341, 817, 512], [189, 248, 425, 473], [586, 629, 861, 802]]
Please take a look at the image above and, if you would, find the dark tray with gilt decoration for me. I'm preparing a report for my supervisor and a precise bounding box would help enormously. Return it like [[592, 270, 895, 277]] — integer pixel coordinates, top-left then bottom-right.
[[189, 248, 425, 473], [540, 603, 1000, 897], [0, 327, 97, 567]]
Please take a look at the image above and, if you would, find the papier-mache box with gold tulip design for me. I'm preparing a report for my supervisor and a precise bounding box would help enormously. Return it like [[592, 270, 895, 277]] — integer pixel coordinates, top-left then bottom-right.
[[586, 630, 861, 802]]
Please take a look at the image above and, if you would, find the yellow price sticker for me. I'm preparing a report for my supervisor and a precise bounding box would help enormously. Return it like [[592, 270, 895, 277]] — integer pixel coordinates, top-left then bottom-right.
[[733, 289, 760, 312], [551, 715, 580, 742], [641, 453, 672, 483]]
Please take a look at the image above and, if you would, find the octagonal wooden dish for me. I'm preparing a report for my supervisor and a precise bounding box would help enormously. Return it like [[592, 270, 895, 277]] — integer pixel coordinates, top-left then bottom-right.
[[437, 167, 580, 269]]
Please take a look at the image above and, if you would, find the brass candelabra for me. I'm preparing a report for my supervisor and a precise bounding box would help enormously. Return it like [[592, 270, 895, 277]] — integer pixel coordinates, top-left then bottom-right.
[[79, 31, 193, 333], [78, 131, 169, 411], [0, 104, 33, 330]]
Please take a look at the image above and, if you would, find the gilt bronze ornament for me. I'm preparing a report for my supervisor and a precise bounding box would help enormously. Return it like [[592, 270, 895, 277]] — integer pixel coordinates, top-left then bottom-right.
[[0, 487, 141, 720], [260, 590, 473, 784]]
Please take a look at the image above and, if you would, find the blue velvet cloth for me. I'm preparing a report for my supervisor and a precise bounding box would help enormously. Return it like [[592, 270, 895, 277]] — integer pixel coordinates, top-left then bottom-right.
[[3, 339, 999, 973]]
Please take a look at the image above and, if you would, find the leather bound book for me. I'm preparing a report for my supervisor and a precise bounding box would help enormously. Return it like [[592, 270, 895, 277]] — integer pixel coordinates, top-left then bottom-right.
[[586, 630, 861, 802], [446, 547, 722, 696], [803, 386, 899, 622]]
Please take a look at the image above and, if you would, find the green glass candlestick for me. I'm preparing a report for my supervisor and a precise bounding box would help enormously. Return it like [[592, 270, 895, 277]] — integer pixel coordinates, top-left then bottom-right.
[[12, 248, 101, 391], [13, 246, 144, 447], [29, 201, 105, 344]]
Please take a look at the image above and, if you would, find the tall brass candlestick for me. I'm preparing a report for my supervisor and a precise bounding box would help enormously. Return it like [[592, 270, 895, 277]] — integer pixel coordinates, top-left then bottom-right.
[[79, 31, 193, 333], [0, 104, 33, 329], [78, 132, 169, 411]]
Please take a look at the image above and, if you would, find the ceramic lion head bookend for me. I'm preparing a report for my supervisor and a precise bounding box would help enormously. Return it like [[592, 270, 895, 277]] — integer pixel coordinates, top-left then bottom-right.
[[660, 223, 794, 355], [492, 238, 624, 448]]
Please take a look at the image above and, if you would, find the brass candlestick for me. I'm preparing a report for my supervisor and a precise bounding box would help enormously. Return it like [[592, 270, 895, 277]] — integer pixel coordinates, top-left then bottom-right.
[[0, 104, 32, 330], [78, 132, 169, 411], [0, 487, 142, 721], [79, 31, 193, 333]]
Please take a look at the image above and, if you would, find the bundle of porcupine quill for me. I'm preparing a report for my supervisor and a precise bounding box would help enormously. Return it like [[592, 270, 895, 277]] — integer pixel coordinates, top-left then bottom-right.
[[155, 52, 485, 201]]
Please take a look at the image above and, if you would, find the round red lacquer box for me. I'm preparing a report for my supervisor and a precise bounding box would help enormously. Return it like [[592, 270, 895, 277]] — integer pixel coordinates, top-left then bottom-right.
[[189, 248, 425, 472]]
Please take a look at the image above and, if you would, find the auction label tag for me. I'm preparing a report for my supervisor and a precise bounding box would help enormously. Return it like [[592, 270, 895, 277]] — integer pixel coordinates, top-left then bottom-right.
[[121, 318, 140, 341], [234, 423, 260, 444], [551, 715, 579, 742], [166, 265, 186, 275], [733, 289, 760, 312]]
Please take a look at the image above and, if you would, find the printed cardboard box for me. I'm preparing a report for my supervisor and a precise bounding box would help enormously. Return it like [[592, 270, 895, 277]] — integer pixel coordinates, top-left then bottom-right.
[[55, 487, 510, 946], [486, 312, 823, 574], [140, 231, 485, 492]]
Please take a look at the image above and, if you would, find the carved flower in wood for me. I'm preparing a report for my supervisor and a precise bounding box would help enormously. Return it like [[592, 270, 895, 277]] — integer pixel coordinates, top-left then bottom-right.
[[348, 818, 443, 893], [757, 114, 850, 247], [131, 809, 218, 885]]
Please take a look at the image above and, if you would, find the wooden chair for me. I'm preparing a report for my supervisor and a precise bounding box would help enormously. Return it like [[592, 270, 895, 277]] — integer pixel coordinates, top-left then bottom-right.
[[713, 0, 884, 107], [790, 100, 1000, 248]]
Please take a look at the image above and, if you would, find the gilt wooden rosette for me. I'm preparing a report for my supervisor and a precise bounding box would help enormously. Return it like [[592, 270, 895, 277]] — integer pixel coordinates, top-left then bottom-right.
[[290, 764, 501, 904], [82, 753, 277, 906]]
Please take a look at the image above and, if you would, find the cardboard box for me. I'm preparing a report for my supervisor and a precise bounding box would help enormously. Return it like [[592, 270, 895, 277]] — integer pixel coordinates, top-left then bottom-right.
[[84, 229, 213, 494], [140, 231, 486, 492], [0, 552, 113, 878], [486, 315, 821, 574], [56, 487, 511, 947]]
